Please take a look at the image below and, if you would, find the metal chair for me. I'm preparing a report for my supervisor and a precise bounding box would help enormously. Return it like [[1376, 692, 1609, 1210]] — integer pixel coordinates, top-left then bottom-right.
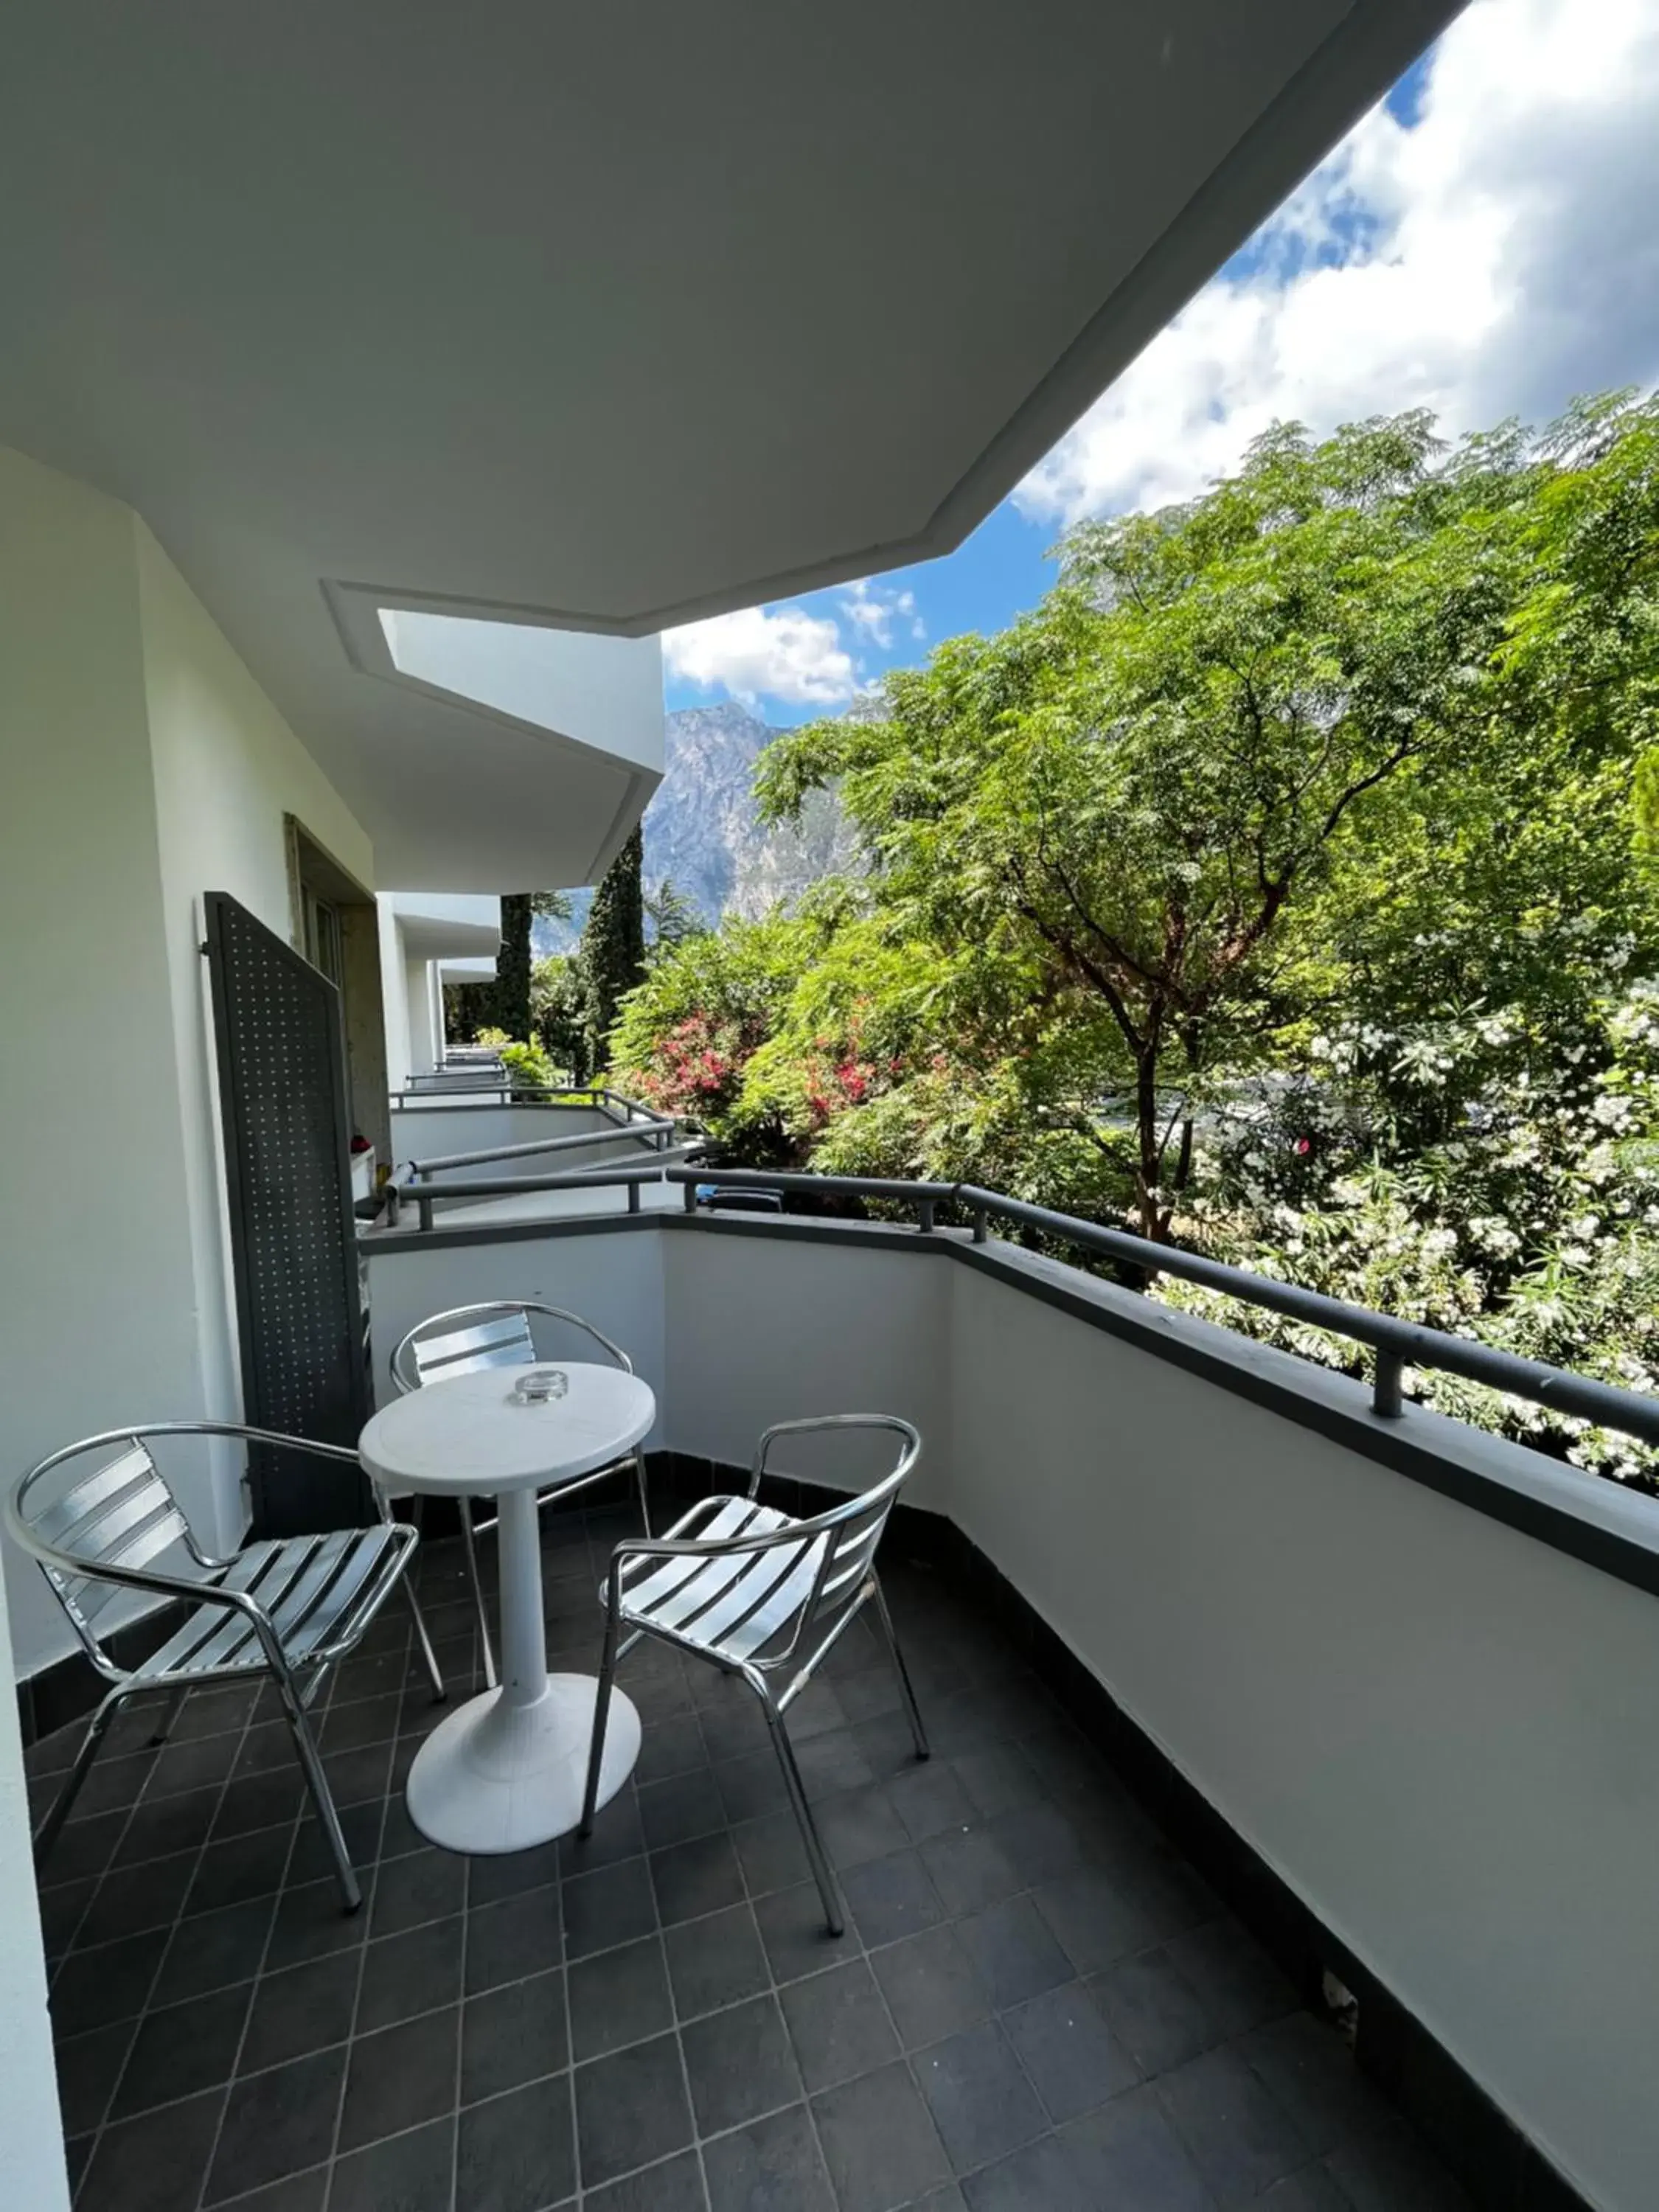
[[7, 1422, 446, 1913], [580, 1415, 928, 1935], [389, 1302, 650, 1689]]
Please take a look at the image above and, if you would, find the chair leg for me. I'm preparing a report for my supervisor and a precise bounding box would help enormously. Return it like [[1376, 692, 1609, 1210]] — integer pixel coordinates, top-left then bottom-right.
[[632, 1453, 652, 1539], [872, 1579, 930, 1761], [32, 1691, 123, 1868], [458, 1502, 498, 1691], [578, 1607, 623, 1837], [400, 1575, 448, 1703], [272, 1666, 361, 1913], [147, 1683, 189, 1746], [758, 1687, 846, 1936]]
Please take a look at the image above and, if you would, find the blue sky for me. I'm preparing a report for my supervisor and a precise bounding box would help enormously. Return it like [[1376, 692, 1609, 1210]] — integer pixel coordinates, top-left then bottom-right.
[[663, 1, 1659, 729]]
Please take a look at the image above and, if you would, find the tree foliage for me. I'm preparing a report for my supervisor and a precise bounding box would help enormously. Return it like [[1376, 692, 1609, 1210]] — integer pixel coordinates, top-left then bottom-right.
[[614, 395, 1659, 1481]]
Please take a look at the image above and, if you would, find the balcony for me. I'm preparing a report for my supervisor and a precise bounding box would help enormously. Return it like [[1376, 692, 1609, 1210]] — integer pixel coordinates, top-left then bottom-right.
[[24, 1174, 1659, 2210], [30, 1498, 1465, 2212]]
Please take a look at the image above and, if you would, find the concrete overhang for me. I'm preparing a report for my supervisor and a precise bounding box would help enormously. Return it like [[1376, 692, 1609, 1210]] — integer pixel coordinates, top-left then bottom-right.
[[0, 1, 1463, 883]]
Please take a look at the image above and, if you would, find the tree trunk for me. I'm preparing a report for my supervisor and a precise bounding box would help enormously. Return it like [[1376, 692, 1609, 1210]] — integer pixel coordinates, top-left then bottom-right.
[[492, 893, 533, 1040]]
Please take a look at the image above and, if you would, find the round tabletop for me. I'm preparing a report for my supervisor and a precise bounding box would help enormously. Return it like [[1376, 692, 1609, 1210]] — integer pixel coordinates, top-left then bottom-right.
[[358, 1362, 656, 1497]]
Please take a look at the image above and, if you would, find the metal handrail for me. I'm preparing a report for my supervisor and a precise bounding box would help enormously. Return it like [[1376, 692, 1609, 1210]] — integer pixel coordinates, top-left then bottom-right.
[[369, 1158, 1659, 1447], [406, 1115, 677, 1178]]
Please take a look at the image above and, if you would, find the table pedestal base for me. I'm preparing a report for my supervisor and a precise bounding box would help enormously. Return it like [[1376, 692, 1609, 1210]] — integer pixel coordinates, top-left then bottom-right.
[[405, 1674, 641, 1854]]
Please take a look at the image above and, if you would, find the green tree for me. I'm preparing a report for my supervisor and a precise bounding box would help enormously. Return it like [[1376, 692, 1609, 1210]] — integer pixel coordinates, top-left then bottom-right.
[[645, 877, 707, 956], [583, 826, 646, 1073], [759, 414, 1523, 1237]]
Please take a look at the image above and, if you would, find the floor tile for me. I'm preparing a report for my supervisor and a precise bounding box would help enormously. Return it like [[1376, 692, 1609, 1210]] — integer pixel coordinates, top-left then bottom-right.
[[370, 1844, 467, 1935], [1001, 1978, 1139, 2124], [240, 1951, 360, 2074], [462, 1966, 569, 2103], [871, 1925, 992, 2050], [681, 1992, 803, 2135], [570, 1933, 673, 2061], [703, 2104, 835, 2212], [1164, 1918, 1298, 2039], [913, 2019, 1048, 2173], [960, 2132, 1094, 2212], [110, 1787, 223, 1872], [1032, 1867, 1158, 1977], [332, 2119, 454, 2209], [215, 2170, 330, 2212], [664, 1902, 770, 2019], [457, 2073, 577, 2211], [1058, 2081, 1214, 2212], [51, 2019, 136, 2138], [953, 1896, 1071, 2011], [1236, 2011, 1393, 2157], [1156, 2042, 1312, 2204], [49, 1928, 170, 2036], [1324, 2111, 1475, 2211], [951, 1747, 1044, 1822], [558, 1787, 647, 1877], [561, 1857, 655, 1964], [111, 1980, 251, 2118], [588, 2146, 708, 2211], [730, 1809, 811, 1897], [337, 2004, 459, 2153], [813, 2059, 953, 2212], [917, 1826, 1023, 1918], [754, 1882, 850, 1984], [842, 1849, 946, 1947], [264, 1877, 372, 1973], [186, 1824, 295, 1917], [75, 2084, 223, 2212], [651, 1830, 745, 1925], [74, 1847, 198, 1947], [781, 1956, 901, 2091], [1253, 2165, 1358, 2210], [467, 1837, 563, 1907], [816, 1782, 912, 1870], [1091, 1946, 1225, 2076], [888, 1762, 977, 1845], [466, 1885, 564, 1991], [206, 2046, 347, 2202], [639, 1767, 727, 1848], [356, 1910, 463, 2031], [576, 2031, 695, 2188]]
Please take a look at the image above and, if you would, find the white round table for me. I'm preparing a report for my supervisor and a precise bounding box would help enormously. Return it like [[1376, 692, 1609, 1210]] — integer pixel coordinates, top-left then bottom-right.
[[358, 1361, 654, 1854]]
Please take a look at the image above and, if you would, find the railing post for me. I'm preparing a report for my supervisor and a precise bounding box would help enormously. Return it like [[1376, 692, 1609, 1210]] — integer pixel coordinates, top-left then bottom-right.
[[682, 1180, 699, 1213], [1373, 1349, 1405, 1419], [917, 1200, 936, 1234], [627, 1181, 641, 1215], [417, 1193, 434, 1235], [972, 1206, 989, 1244]]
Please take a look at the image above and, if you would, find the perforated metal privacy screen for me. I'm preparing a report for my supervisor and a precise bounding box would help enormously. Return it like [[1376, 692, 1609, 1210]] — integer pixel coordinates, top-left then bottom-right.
[[204, 891, 372, 1535]]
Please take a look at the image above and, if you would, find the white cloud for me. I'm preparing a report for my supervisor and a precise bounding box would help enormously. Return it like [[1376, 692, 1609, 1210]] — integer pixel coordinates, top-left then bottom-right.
[[1020, 0, 1659, 525], [663, 604, 855, 706], [840, 579, 923, 648]]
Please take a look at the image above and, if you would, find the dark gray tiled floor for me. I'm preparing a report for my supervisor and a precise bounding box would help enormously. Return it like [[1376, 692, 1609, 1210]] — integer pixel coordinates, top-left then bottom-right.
[[27, 1497, 1469, 2211]]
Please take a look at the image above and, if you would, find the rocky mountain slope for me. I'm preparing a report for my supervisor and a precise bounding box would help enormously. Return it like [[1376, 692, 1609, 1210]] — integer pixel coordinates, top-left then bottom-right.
[[532, 701, 861, 951]]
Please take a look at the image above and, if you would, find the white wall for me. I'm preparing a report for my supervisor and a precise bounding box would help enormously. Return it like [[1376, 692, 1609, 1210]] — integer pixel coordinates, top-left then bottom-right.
[[0, 1571, 69, 2211], [664, 1228, 955, 1514], [137, 521, 378, 1557], [0, 449, 208, 1672], [361, 1228, 667, 1448], [946, 1256, 1659, 2212], [381, 616, 665, 777], [0, 445, 178, 2211]]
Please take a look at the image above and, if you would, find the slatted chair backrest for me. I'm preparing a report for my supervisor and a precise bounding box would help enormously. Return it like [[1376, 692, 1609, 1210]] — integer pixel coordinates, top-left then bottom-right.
[[390, 1302, 633, 1397], [750, 1416, 920, 1666], [18, 1436, 193, 1648]]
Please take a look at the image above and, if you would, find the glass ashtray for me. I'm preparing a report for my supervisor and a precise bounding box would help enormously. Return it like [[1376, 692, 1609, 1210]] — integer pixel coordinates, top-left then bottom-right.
[[509, 1366, 568, 1405]]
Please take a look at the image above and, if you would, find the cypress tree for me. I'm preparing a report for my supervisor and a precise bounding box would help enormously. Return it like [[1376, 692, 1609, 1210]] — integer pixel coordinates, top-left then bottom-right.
[[582, 827, 645, 1074]]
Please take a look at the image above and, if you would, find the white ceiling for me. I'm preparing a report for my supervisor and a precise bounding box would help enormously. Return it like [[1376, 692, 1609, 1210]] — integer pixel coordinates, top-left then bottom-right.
[[0, 1, 1463, 887]]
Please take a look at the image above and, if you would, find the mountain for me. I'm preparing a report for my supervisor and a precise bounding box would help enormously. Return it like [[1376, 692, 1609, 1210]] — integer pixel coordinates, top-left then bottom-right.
[[532, 701, 861, 952]]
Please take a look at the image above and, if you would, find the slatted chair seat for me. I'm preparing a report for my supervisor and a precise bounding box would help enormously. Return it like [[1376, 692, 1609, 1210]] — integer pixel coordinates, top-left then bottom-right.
[[135, 1525, 408, 1683], [7, 1422, 446, 1914], [580, 1416, 928, 1937]]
